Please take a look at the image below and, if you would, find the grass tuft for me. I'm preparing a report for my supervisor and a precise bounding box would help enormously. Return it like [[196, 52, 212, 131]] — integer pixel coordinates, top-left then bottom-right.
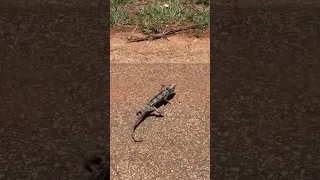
[[110, 0, 210, 35], [111, 0, 132, 6], [110, 6, 130, 27], [138, 0, 193, 34], [110, 0, 133, 27], [193, 10, 210, 26]]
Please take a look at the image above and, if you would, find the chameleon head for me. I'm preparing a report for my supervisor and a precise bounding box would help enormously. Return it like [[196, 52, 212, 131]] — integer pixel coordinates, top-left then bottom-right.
[[167, 84, 176, 92]]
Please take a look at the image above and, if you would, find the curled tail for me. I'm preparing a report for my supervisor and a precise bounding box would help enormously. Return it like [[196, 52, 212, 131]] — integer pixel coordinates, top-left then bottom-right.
[[132, 113, 146, 142], [131, 128, 143, 142]]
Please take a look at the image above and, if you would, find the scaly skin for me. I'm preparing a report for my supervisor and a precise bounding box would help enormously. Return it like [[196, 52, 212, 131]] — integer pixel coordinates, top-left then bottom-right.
[[132, 84, 176, 142]]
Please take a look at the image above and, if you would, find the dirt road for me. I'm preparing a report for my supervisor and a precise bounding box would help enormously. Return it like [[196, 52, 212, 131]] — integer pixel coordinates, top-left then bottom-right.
[[110, 33, 210, 179]]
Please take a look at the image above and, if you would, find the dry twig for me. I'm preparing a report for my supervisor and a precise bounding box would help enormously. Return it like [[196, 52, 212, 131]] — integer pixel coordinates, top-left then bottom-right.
[[127, 25, 203, 43], [127, 24, 138, 41]]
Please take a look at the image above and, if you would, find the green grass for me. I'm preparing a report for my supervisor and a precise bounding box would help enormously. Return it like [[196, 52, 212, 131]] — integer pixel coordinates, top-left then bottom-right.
[[193, 9, 210, 26], [110, 0, 132, 27], [195, 0, 210, 6], [110, 0, 132, 6], [110, 0, 210, 34], [138, 0, 194, 34], [110, 6, 130, 27]]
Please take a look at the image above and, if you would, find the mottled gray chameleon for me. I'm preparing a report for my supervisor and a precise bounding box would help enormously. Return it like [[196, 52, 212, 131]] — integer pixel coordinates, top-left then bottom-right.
[[132, 84, 176, 142]]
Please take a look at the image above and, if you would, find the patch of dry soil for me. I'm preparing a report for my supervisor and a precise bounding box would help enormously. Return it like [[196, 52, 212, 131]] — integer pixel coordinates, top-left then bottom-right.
[[110, 32, 210, 64]]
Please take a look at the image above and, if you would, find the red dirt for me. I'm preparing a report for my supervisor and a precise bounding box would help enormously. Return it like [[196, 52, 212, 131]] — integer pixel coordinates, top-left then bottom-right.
[[110, 27, 210, 64]]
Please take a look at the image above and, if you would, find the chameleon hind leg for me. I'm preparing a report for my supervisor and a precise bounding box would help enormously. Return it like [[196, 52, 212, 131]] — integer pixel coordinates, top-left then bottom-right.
[[145, 106, 163, 116], [136, 110, 142, 116], [151, 106, 165, 116], [136, 106, 157, 116]]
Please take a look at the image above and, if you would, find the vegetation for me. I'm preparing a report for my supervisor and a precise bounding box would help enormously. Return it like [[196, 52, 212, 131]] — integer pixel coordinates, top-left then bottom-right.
[[110, 0, 210, 35]]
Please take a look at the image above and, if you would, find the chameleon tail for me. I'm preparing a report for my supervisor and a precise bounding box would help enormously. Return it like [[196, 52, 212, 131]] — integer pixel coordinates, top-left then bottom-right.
[[131, 130, 143, 142]]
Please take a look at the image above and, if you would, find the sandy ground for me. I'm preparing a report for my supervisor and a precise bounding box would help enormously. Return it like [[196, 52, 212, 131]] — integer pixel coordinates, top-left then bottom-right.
[[110, 32, 210, 179], [111, 33, 210, 64]]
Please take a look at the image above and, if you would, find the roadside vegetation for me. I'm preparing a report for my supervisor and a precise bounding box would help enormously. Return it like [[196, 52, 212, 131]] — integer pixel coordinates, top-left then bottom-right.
[[110, 0, 210, 35]]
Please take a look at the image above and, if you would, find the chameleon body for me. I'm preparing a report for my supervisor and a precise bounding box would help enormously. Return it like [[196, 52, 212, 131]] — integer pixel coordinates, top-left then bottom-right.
[[132, 84, 176, 142]]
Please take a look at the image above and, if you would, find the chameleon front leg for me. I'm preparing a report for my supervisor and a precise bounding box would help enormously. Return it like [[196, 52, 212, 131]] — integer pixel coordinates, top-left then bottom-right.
[[164, 95, 171, 104], [136, 110, 143, 116]]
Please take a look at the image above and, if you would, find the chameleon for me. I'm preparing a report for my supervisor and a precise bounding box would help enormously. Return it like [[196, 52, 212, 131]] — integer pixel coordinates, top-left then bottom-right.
[[132, 84, 176, 142]]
